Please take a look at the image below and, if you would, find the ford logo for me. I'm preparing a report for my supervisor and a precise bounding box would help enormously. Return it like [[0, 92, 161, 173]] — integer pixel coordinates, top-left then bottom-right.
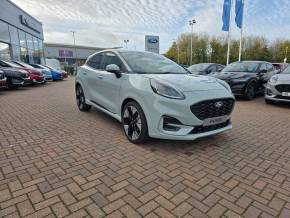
[[214, 101, 224, 108], [148, 38, 158, 44]]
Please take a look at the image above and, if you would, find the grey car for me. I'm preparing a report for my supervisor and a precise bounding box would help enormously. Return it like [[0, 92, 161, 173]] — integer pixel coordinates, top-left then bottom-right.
[[265, 65, 290, 103]]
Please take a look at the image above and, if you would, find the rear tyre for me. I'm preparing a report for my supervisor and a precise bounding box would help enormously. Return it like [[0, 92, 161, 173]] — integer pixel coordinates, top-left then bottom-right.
[[76, 85, 91, 112], [244, 82, 256, 100], [122, 101, 149, 144]]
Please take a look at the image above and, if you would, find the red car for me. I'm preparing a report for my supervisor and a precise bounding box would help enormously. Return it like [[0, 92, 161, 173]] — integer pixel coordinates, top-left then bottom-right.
[[0, 69, 7, 88], [0, 60, 44, 85]]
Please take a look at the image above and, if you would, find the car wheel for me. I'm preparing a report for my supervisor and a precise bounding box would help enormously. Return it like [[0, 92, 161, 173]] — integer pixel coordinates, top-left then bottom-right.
[[244, 82, 256, 100], [122, 101, 149, 144], [76, 85, 91, 112]]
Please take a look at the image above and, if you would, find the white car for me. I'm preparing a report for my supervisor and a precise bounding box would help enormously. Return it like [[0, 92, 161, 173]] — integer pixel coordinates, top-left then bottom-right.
[[75, 50, 235, 144], [265, 65, 290, 104]]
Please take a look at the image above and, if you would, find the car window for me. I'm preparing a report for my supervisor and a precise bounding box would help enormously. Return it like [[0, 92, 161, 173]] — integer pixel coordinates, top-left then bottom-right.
[[207, 65, 217, 73], [87, 53, 104, 69], [259, 63, 267, 72], [267, 64, 274, 72], [223, 62, 259, 73], [217, 65, 224, 72], [0, 60, 20, 68], [102, 52, 125, 71], [188, 63, 211, 72]]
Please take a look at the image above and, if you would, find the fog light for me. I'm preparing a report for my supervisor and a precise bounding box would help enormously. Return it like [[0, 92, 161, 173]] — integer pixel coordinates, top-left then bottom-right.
[[266, 88, 272, 95], [163, 116, 182, 131]]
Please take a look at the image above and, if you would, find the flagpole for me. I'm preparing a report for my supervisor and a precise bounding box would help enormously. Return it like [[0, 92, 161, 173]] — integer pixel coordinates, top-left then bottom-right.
[[226, 0, 233, 65], [238, 0, 245, 61]]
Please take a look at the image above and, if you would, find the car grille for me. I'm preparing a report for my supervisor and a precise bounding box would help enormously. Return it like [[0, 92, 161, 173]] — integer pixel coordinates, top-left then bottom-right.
[[274, 95, 290, 100], [190, 98, 235, 120], [275, 84, 290, 92], [191, 120, 230, 134]]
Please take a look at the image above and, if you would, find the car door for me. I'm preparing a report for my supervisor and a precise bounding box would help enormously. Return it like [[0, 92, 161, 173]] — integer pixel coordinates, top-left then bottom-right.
[[82, 52, 105, 103], [95, 52, 125, 114]]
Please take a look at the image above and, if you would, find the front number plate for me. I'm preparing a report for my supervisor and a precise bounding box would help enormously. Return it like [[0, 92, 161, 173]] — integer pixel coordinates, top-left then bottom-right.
[[282, 92, 290, 97], [203, 116, 229, 127]]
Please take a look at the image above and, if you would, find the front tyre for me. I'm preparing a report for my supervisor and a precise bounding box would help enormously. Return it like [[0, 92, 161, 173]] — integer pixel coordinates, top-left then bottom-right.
[[122, 101, 149, 144], [76, 85, 91, 112], [244, 82, 256, 100]]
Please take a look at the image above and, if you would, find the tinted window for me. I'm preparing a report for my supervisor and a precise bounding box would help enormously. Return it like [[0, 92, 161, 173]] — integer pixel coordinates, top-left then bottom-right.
[[102, 52, 124, 71], [87, 53, 103, 69], [207, 65, 217, 73], [259, 64, 267, 72], [267, 64, 274, 72], [223, 62, 259, 73], [188, 63, 211, 72]]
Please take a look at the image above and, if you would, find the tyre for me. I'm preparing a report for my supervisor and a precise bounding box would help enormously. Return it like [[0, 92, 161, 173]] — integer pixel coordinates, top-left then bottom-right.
[[76, 85, 91, 112], [265, 99, 273, 104], [122, 101, 149, 144], [244, 82, 256, 100]]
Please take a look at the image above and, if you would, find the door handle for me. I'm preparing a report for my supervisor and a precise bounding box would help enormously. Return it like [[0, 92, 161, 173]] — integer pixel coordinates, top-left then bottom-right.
[[97, 75, 103, 79]]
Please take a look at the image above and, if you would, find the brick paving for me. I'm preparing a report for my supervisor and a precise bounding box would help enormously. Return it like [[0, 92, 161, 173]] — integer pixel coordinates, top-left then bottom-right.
[[0, 78, 290, 218]]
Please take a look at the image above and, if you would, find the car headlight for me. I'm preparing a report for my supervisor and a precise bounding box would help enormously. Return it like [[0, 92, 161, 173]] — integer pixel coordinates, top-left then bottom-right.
[[270, 75, 278, 83], [217, 79, 231, 92], [150, 79, 185, 100]]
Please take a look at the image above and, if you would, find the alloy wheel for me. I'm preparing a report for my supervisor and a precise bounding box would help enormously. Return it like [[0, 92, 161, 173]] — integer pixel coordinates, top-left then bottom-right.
[[123, 106, 142, 140]]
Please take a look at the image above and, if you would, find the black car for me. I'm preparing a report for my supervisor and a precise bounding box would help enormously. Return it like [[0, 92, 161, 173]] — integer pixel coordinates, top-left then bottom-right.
[[0, 61, 30, 89], [212, 61, 278, 100], [187, 63, 225, 75]]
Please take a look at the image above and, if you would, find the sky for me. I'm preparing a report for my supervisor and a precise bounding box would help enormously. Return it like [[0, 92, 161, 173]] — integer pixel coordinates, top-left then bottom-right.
[[11, 0, 290, 53]]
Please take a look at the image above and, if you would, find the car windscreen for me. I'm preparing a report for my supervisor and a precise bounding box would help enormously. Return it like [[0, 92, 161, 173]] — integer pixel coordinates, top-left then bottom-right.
[[0, 60, 21, 68], [282, 66, 290, 74], [188, 64, 211, 72], [120, 51, 188, 74], [223, 62, 259, 73]]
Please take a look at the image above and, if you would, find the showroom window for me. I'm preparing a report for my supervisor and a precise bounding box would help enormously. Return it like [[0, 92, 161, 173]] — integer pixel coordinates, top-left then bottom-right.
[[0, 21, 10, 43], [20, 47, 28, 63], [0, 42, 11, 60], [26, 33, 34, 50], [18, 30, 27, 48], [11, 44, 21, 60], [8, 25, 19, 46]]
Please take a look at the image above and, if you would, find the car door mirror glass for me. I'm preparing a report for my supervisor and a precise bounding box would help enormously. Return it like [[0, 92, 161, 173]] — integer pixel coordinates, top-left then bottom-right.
[[105, 64, 122, 78]]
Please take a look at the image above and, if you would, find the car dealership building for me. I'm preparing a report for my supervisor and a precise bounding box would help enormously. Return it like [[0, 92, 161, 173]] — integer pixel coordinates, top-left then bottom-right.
[[0, 0, 44, 64]]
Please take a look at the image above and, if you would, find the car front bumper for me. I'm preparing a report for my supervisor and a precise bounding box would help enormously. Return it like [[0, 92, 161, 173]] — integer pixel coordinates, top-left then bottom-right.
[[143, 89, 235, 140], [265, 82, 290, 102]]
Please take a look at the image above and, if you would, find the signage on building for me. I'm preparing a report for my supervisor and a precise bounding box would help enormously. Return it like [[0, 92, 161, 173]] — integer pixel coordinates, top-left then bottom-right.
[[59, 50, 73, 58], [145, 35, 159, 54], [19, 15, 40, 33]]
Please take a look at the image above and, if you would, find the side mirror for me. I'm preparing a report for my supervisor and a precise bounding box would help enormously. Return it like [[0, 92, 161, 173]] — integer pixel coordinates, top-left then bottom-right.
[[105, 64, 122, 78], [259, 69, 267, 74]]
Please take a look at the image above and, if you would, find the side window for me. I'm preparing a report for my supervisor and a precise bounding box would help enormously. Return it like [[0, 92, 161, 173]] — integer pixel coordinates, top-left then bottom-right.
[[217, 65, 224, 72], [207, 65, 217, 73], [259, 64, 267, 72], [267, 64, 274, 72], [87, 53, 103, 69], [102, 52, 125, 71]]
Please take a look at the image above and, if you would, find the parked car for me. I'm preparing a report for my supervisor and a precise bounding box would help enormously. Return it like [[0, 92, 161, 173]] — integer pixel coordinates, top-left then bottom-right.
[[76, 50, 235, 144], [272, 63, 288, 73], [265, 65, 290, 104], [0, 69, 7, 89], [188, 63, 225, 75], [28, 63, 53, 81], [43, 65, 63, 81], [0, 60, 30, 88], [211, 61, 277, 100], [46, 58, 61, 71], [8, 60, 45, 84]]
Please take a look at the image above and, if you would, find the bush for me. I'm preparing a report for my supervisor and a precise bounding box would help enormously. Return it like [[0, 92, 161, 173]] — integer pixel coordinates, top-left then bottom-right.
[[64, 65, 75, 75]]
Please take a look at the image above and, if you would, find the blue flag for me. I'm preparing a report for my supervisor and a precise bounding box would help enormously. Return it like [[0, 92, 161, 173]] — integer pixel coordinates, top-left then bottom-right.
[[222, 0, 232, 31], [235, 0, 244, 28]]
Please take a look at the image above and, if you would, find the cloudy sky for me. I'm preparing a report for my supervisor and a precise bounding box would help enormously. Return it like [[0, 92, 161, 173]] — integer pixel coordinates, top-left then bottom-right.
[[11, 0, 290, 53]]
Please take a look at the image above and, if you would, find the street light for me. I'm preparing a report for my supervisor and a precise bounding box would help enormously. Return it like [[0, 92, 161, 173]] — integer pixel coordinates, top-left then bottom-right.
[[173, 39, 180, 64], [189, 19, 196, 66], [71, 31, 78, 75], [124, 39, 129, 49], [284, 46, 288, 63]]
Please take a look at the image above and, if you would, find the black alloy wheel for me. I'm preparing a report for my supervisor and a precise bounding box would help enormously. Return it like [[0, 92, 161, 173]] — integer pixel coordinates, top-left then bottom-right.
[[76, 85, 91, 111], [244, 82, 256, 100]]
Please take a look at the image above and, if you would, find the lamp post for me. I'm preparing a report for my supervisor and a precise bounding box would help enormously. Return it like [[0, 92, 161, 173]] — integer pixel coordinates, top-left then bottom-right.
[[173, 39, 180, 64], [71, 31, 78, 75], [284, 46, 288, 63], [189, 19, 196, 66], [124, 39, 129, 49]]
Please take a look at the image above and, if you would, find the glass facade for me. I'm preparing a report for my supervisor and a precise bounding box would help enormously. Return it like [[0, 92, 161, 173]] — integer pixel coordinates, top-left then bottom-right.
[[0, 20, 44, 64]]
